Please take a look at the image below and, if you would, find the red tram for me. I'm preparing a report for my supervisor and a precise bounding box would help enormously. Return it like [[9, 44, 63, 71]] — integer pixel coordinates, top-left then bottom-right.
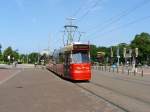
[[47, 43, 91, 81]]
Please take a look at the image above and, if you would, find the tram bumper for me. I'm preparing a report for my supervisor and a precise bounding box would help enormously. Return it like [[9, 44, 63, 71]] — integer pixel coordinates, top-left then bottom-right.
[[71, 72, 91, 80], [70, 64, 91, 80]]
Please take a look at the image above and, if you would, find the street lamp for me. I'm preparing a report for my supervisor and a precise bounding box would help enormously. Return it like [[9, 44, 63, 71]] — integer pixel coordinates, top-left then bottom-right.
[[110, 47, 113, 65], [7, 55, 11, 65], [117, 47, 120, 66], [132, 48, 138, 72]]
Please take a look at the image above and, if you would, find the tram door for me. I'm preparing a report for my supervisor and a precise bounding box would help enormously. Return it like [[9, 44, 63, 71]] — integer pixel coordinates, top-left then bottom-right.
[[64, 53, 71, 78]]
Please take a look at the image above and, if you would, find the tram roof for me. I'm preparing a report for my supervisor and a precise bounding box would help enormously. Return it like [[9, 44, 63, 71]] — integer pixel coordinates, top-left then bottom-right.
[[62, 42, 90, 52], [53, 42, 90, 55]]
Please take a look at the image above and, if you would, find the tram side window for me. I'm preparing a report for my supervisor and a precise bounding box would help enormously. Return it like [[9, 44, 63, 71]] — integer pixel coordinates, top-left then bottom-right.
[[52, 56, 57, 64], [64, 53, 71, 65], [52, 56, 55, 64], [55, 53, 60, 64], [56, 57, 59, 64], [59, 53, 64, 63], [52, 50, 57, 64]]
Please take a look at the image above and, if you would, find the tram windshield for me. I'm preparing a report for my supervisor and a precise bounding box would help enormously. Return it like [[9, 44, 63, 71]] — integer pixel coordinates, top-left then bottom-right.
[[72, 51, 90, 63]]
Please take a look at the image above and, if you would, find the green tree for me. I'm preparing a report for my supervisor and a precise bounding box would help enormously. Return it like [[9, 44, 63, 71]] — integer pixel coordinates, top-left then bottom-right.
[[130, 32, 150, 64], [90, 45, 97, 58], [28, 52, 39, 64], [0, 44, 2, 53], [3, 47, 19, 63], [97, 46, 110, 64], [90, 45, 110, 64], [0, 44, 2, 61], [90, 45, 98, 62], [19, 54, 27, 63], [12, 50, 19, 61], [3, 47, 14, 62]]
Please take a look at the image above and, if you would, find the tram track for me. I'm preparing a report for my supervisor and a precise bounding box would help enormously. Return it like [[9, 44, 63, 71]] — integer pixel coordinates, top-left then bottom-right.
[[75, 83, 129, 112], [93, 70, 150, 86], [108, 76, 150, 87], [75, 81, 150, 112], [48, 70, 129, 112], [47, 68, 150, 112], [90, 81, 150, 104], [49, 70, 128, 111]]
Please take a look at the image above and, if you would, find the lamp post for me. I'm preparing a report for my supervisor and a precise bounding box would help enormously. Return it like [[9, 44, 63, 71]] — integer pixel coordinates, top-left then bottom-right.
[[117, 47, 120, 66], [133, 48, 138, 72], [7, 55, 11, 65], [110, 47, 113, 65], [123, 48, 126, 65]]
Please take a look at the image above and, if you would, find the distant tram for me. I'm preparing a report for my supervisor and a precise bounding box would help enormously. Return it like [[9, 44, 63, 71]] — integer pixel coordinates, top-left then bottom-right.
[[47, 43, 91, 81]]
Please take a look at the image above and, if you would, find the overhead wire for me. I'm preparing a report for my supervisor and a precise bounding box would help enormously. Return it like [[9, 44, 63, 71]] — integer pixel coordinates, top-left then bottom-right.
[[91, 15, 150, 42], [67, 0, 104, 43], [85, 0, 150, 38], [77, 0, 103, 23], [63, 0, 150, 45], [72, 0, 88, 17], [53, 0, 94, 48]]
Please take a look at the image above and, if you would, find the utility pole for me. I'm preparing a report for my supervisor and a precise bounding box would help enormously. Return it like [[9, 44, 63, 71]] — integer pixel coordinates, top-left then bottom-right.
[[129, 49, 132, 66], [117, 47, 120, 66], [48, 33, 51, 54], [37, 44, 40, 64], [132, 48, 138, 72], [123, 48, 126, 65], [110, 47, 113, 65], [27, 54, 28, 64], [64, 18, 78, 45]]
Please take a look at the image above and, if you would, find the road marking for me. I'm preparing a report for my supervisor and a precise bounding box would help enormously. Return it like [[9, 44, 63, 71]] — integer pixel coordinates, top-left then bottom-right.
[[0, 70, 21, 85]]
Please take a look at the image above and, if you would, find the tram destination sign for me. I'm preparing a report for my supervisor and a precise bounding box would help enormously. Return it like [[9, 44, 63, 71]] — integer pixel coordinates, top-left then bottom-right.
[[73, 45, 89, 50]]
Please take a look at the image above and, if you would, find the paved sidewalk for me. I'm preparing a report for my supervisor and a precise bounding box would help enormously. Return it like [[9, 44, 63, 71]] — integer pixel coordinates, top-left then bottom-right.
[[0, 64, 12, 69], [0, 69, 123, 112], [0, 69, 20, 83]]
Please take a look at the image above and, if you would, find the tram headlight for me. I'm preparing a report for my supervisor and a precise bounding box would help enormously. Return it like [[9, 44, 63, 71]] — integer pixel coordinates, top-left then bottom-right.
[[76, 66, 82, 70]]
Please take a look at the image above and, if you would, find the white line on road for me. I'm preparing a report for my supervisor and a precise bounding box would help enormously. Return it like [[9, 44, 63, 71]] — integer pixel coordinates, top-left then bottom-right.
[[0, 70, 21, 85]]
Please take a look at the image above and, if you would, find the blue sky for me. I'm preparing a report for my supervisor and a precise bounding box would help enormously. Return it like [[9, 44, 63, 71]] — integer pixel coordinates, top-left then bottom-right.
[[0, 0, 150, 53]]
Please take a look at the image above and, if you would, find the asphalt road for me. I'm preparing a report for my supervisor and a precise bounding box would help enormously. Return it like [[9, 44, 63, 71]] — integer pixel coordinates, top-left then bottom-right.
[[0, 67, 123, 112]]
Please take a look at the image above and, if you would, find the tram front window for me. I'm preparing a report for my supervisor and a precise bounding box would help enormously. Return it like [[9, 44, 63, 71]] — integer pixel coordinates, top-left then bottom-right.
[[72, 51, 89, 63]]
